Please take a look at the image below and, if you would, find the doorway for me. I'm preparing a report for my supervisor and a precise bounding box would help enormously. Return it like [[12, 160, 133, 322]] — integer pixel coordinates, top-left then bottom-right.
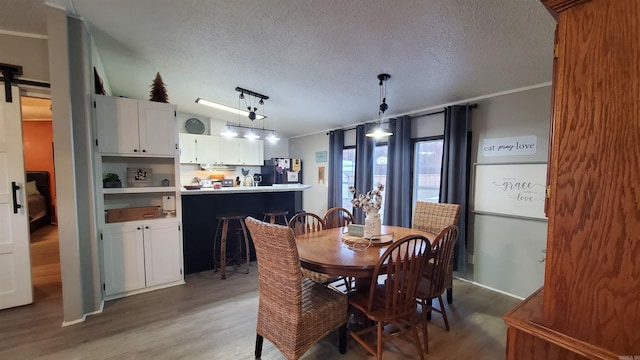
[[21, 95, 61, 302]]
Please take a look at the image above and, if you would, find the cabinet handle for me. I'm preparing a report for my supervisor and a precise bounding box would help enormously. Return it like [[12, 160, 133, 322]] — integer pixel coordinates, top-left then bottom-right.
[[137, 227, 141, 230], [145, 226, 149, 229], [134, 149, 138, 152], [142, 149, 146, 153]]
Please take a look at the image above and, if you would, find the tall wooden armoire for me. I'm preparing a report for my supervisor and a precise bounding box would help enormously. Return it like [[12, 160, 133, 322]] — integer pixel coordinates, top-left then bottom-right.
[[504, 0, 640, 358]]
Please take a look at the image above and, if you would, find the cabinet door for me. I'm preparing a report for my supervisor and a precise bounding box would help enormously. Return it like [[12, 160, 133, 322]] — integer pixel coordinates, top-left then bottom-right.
[[143, 222, 183, 287], [218, 137, 242, 164], [95, 96, 140, 155], [241, 139, 264, 165], [102, 224, 146, 295], [196, 135, 221, 164], [138, 101, 177, 156], [179, 133, 198, 163]]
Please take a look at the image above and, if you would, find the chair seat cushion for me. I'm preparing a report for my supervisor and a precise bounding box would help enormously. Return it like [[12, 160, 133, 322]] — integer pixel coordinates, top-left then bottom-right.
[[301, 268, 342, 284]]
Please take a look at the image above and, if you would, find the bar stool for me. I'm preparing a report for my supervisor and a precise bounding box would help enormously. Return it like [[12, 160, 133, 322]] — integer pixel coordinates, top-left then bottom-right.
[[262, 210, 289, 225], [213, 214, 250, 279]]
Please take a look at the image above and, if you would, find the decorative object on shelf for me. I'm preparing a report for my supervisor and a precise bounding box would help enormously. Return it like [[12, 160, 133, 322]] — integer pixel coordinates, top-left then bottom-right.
[[127, 168, 153, 187], [161, 178, 170, 187], [93, 67, 106, 95], [162, 195, 176, 217], [185, 117, 205, 134], [366, 73, 393, 139], [149, 72, 168, 103], [106, 206, 160, 223], [349, 183, 384, 239], [103, 173, 122, 188]]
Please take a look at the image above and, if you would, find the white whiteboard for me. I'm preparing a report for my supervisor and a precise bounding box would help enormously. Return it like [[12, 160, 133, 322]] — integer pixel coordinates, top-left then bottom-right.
[[473, 163, 548, 220]]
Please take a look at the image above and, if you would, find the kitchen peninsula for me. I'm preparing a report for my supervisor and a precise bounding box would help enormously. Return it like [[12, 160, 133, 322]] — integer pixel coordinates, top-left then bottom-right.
[[181, 184, 310, 274]]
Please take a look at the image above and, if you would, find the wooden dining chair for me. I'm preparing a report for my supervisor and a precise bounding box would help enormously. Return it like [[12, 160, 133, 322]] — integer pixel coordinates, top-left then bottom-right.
[[322, 207, 355, 229], [415, 225, 458, 353], [245, 217, 348, 360], [288, 212, 348, 288], [412, 201, 461, 304], [348, 234, 431, 360]]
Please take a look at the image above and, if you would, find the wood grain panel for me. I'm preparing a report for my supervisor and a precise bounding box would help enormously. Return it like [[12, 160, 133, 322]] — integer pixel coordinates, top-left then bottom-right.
[[544, 0, 640, 354], [541, 0, 590, 19], [507, 327, 589, 360]]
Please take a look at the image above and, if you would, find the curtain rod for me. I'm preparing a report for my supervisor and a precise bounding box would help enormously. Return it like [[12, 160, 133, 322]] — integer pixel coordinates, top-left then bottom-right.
[[326, 103, 477, 135]]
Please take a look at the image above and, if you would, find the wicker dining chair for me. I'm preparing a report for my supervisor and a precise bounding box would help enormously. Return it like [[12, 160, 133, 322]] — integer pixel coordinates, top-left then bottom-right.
[[322, 207, 356, 229], [349, 234, 431, 360], [411, 201, 461, 304], [245, 217, 348, 360], [415, 225, 458, 353]]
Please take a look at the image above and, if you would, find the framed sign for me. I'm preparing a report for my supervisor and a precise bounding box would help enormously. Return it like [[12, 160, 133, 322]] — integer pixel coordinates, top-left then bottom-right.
[[472, 163, 547, 220], [315, 151, 327, 163]]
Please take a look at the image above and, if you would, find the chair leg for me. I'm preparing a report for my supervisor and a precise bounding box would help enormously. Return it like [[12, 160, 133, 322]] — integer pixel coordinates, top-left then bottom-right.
[[409, 322, 425, 360], [421, 298, 429, 354], [220, 220, 228, 279], [438, 295, 450, 331], [239, 219, 250, 274], [426, 298, 432, 320], [255, 334, 263, 358], [338, 323, 347, 354], [377, 321, 384, 360], [447, 287, 453, 304]]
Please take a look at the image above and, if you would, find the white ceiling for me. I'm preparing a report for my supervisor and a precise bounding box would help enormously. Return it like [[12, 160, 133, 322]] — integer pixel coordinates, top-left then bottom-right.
[[3, 0, 556, 138]]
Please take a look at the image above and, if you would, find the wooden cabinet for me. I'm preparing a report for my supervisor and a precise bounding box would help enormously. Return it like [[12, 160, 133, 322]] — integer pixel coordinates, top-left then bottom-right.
[[94, 95, 184, 300], [94, 95, 177, 156], [505, 0, 640, 358], [102, 220, 182, 297], [179, 134, 264, 165]]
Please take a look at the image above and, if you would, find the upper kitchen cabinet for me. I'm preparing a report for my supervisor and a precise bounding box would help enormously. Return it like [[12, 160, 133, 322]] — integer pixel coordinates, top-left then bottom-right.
[[179, 134, 263, 165], [218, 137, 264, 166], [94, 95, 177, 156]]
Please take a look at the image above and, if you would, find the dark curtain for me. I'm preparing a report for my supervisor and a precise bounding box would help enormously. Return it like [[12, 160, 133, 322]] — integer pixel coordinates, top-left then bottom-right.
[[327, 130, 345, 209], [440, 105, 472, 274], [354, 124, 374, 224], [383, 116, 412, 227]]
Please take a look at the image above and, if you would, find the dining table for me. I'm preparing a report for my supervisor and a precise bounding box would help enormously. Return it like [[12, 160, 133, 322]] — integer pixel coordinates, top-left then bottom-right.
[[295, 224, 438, 281]]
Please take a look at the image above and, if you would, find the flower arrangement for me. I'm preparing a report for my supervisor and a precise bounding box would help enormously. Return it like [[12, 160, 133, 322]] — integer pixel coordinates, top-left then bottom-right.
[[349, 183, 384, 214]]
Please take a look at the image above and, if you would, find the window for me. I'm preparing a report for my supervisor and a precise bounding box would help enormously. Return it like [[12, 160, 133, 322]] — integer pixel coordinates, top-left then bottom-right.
[[412, 138, 444, 207], [341, 147, 356, 210], [374, 144, 388, 221]]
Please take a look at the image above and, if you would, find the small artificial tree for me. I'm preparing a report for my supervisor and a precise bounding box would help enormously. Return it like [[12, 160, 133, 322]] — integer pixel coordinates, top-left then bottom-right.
[[149, 72, 169, 103]]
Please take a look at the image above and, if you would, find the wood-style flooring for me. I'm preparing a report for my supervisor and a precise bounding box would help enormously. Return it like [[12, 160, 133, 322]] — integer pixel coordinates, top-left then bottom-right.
[[1, 226, 520, 359]]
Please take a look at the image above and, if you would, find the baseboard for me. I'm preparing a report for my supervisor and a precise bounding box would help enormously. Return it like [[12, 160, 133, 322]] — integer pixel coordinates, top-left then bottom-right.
[[61, 300, 105, 327], [454, 276, 525, 300]]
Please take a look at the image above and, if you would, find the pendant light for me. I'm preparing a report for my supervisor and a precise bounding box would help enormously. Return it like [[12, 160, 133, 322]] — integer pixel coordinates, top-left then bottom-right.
[[366, 73, 393, 138]]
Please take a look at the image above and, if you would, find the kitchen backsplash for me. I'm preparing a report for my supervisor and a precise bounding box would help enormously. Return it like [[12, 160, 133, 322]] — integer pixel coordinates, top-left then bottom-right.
[[179, 164, 261, 186]]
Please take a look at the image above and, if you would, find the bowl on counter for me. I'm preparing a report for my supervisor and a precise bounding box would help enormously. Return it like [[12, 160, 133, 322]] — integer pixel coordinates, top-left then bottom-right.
[[183, 184, 203, 190]]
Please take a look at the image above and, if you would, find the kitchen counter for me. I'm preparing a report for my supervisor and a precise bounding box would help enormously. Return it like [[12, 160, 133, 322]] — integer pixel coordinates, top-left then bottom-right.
[[181, 184, 309, 274], [181, 184, 310, 195]]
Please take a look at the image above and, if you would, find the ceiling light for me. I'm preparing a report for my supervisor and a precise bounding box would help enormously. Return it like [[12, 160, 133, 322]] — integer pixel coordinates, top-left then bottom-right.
[[244, 128, 260, 140], [220, 124, 238, 138], [265, 131, 280, 143], [366, 73, 393, 138], [195, 97, 265, 120]]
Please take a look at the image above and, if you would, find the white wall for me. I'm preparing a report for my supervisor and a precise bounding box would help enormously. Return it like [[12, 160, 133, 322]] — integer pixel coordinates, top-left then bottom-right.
[[469, 86, 550, 298], [289, 132, 330, 215], [290, 85, 552, 298]]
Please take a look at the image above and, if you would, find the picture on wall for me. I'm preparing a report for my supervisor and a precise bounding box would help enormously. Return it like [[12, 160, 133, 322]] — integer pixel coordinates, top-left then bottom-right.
[[472, 163, 547, 220]]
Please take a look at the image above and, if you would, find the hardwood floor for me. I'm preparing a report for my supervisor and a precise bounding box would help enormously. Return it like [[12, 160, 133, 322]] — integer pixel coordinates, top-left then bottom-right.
[[2, 236, 519, 359]]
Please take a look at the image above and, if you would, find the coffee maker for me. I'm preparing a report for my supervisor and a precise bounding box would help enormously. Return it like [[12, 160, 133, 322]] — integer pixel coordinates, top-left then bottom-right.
[[253, 174, 263, 186]]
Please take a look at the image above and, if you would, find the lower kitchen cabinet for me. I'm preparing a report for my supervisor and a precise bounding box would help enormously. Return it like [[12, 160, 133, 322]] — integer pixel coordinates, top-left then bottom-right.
[[101, 220, 183, 298]]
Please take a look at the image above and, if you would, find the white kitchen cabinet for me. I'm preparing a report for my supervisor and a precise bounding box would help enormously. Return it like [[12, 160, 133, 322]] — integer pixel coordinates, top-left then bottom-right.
[[94, 95, 177, 156], [101, 223, 146, 296], [196, 135, 221, 164], [94, 95, 184, 300], [178, 133, 198, 163], [143, 221, 183, 287], [218, 137, 242, 164], [101, 220, 182, 298], [241, 139, 264, 165]]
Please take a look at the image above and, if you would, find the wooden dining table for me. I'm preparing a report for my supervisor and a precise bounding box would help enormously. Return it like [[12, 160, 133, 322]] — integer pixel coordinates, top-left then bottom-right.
[[295, 225, 437, 279]]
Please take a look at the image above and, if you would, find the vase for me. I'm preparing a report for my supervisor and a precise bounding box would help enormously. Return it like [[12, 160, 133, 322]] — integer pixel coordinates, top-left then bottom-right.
[[364, 211, 381, 239]]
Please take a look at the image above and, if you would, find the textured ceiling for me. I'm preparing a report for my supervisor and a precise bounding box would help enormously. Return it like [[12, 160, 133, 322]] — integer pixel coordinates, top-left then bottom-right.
[[3, 0, 556, 138]]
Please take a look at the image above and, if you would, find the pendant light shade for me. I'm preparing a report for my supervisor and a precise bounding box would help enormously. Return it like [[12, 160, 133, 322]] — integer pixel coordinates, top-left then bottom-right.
[[221, 124, 238, 138], [366, 73, 393, 139]]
